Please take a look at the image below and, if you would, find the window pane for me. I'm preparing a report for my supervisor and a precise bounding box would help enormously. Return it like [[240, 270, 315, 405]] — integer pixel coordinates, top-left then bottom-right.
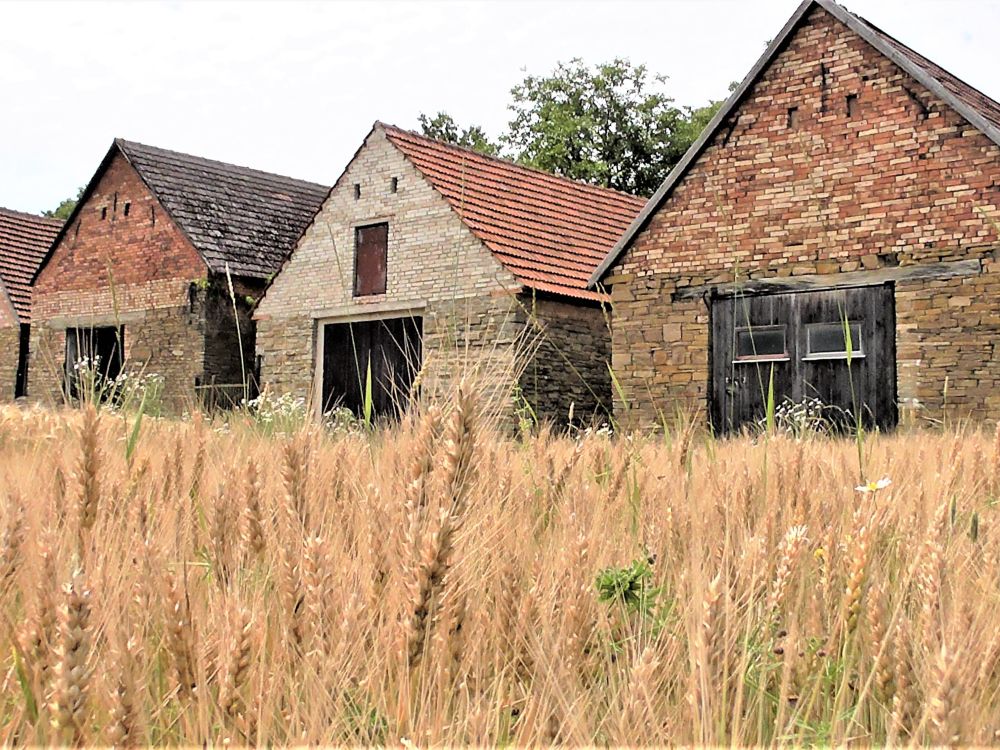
[[735, 326, 786, 359], [807, 322, 863, 356]]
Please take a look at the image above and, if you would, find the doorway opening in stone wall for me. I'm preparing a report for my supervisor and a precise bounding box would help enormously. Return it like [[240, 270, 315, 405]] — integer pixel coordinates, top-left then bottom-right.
[[64, 325, 125, 402], [709, 283, 897, 435], [320, 315, 422, 422], [14, 324, 30, 398]]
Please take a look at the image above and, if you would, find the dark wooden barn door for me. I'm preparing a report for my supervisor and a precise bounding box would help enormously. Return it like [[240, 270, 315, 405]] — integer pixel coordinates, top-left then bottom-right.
[[710, 284, 896, 434], [321, 316, 422, 420]]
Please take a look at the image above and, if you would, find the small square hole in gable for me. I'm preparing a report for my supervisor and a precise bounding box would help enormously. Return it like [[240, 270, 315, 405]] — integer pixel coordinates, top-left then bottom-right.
[[391, 177, 398, 193], [123, 202, 131, 217], [786, 106, 799, 129], [846, 93, 859, 118]]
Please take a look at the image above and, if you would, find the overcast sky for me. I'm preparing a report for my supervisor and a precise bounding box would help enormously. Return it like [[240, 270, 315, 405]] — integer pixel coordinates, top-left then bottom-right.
[[2, 0, 997, 215]]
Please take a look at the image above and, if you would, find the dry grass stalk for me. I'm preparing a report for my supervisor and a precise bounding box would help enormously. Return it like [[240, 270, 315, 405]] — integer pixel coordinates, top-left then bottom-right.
[[106, 631, 142, 748], [163, 569, 197, 699], [0, 497, 25, 590], [841, 521, 871, 636], [1, 403, 999, 745], [241, 459, 266, 560], [75, 405, 101, 540], [767, 525, 809, 617], [48, 570, 92, 747], [928, 641, 960, 746], [219, 605, 254, 743]]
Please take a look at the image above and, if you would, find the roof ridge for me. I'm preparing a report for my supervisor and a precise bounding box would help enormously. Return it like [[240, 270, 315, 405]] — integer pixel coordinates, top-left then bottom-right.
[[379, 122, 646, 203], [115, 138, 329, 193], [848, 10, 1000, 113], [0, 206, 64, 227], [587, 0, 1000, 287]]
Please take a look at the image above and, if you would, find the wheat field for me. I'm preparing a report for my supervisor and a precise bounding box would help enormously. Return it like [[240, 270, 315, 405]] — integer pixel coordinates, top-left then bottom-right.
[[0, 397, 998, 747]]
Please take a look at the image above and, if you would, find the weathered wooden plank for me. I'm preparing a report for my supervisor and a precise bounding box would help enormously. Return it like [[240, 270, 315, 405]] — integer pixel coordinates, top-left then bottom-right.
[[675, 259, 982, 301]]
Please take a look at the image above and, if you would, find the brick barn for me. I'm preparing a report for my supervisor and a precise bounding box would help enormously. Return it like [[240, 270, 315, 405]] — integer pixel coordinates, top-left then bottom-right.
[[0, 207, 62, 401], [591, 0, 1000, 432], [255, 123, 644, 423], [30, 139, 328, 409]]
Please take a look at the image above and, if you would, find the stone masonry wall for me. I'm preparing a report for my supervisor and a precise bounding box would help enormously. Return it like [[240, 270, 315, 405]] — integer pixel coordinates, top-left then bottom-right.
[[607, 6, 1000, 428], [30, 151, 210, 409], [520, 294, 613, 425], [255, 125, 529, 416], [0, 285, 19, 401], [0, 326, 18, 402]]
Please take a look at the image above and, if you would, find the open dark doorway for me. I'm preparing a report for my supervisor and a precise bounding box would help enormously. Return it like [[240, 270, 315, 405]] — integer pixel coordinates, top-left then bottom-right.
[[14, 324, 29, 398], [321, 316, 422, 421], [64, 326, 125, 401]]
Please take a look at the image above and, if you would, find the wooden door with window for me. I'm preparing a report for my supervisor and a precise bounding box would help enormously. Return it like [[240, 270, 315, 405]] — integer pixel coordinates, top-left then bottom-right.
[[710, 284, 896, 434]]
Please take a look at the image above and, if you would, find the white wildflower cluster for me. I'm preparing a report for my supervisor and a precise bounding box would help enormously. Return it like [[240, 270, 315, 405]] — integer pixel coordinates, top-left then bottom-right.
[[72, 355, 102, 373], [110, 370, 164, 412], [242, 391, 307, 426], [322, 406, 365, 434], [759, 396, 829, 437]]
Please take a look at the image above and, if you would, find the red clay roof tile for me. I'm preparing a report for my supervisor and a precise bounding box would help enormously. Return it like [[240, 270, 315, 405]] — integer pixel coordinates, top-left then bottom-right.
[[0, 207, 62, 323], [382, 124, 645, 301]]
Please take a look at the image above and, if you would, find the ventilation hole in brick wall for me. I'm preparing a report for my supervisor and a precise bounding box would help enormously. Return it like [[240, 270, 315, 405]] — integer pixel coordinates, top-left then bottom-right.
[[113, 192, 118, 212], [150, 206, 156, 226], [354, 183, 361, 200], [391, 177, 398, 193], [100, 207, 107, 220], [846, 94, 859, 118], [123, 202, 131, 217], [786, 106, 799, 129]]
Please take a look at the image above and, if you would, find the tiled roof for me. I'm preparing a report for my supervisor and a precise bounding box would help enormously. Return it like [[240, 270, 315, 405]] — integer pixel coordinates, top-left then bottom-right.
[[849, 13, 1000, 133], [382, 124, 645, 301], [590, 0, 1000, 286], [0, 207, 62, 323], [117, 139, 330, 279]]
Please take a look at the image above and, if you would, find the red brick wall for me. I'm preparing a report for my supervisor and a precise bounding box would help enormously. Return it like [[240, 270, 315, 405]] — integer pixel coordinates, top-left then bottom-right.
[[608, 6, 1000, 427], [29, 151, 210, 408], [35, 152, 205, 294]]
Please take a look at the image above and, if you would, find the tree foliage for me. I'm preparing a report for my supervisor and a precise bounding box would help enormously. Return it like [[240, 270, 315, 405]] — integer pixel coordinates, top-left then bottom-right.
[[43, 186, 84, 220], [419, 59, 727, 197], [417, 113, 499, 156]]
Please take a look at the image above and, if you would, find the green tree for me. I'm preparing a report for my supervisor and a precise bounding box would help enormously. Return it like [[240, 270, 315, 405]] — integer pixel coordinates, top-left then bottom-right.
[[418, 112, 499, 156], [43, 186, 84, 220], [505, 59, 720, 196]]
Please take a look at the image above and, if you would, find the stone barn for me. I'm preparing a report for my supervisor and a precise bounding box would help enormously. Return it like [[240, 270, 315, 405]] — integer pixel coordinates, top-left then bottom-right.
[[30, 139, 328, 410], [255, 123, 644, 423], [0, 207, 62, 401], [591, 0, 1000, 432]]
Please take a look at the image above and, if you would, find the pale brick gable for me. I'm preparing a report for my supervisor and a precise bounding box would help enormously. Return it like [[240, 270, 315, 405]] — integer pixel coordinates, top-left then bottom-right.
[[256, 125, 519, 322]]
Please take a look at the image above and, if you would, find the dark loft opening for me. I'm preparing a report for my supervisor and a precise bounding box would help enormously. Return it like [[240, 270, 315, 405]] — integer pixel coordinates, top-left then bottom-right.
[[64, 325, 124, 401], [786, 106, 799, 128]]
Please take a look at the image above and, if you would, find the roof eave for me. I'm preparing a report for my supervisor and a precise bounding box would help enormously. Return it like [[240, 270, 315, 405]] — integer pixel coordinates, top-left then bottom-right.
[[0, 278, 20, 325], [587, 0, 1000, 288], [587, 0, 816, 288]]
